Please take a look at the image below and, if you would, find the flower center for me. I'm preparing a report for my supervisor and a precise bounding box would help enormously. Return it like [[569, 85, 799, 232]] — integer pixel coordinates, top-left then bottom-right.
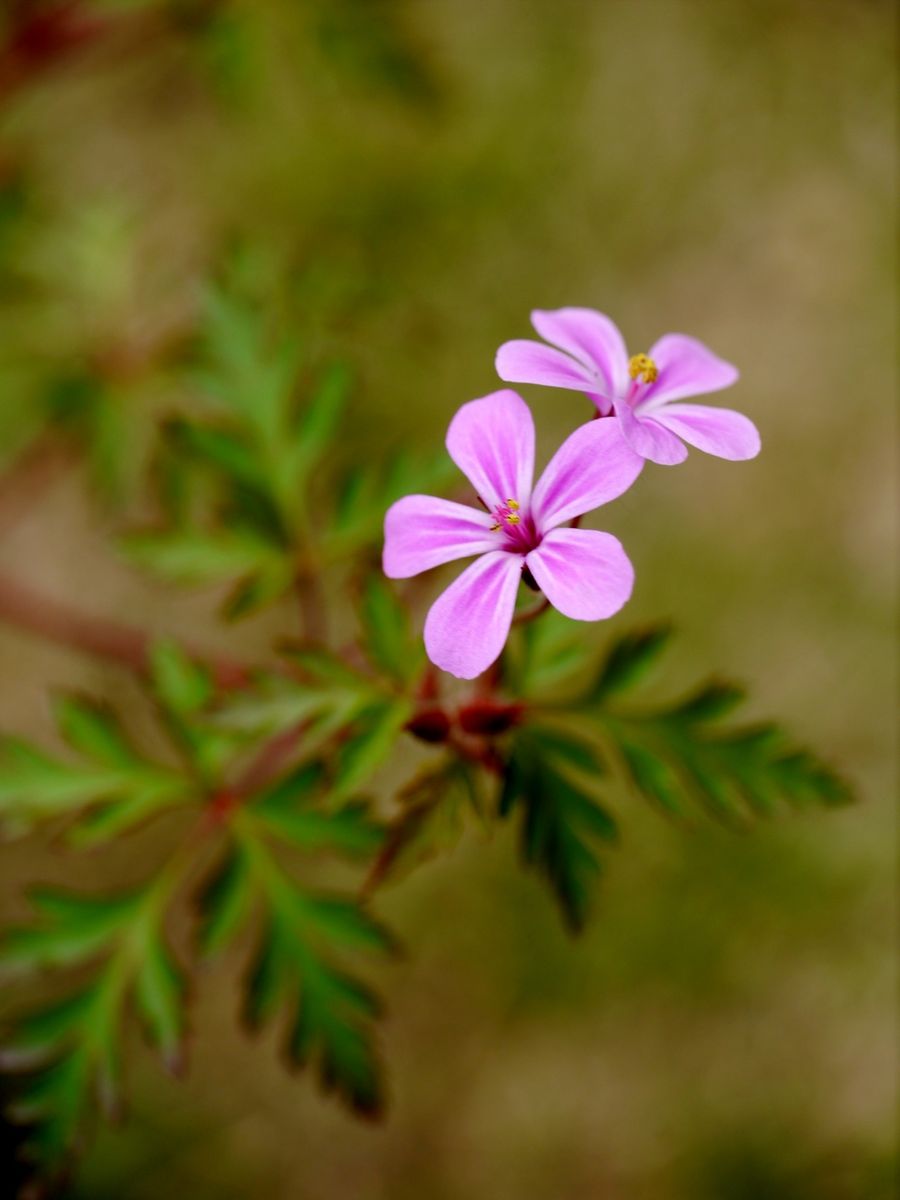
[[490, 498, 537, 551], [628, 353, 658, 385], [490, 498, 521, 530]]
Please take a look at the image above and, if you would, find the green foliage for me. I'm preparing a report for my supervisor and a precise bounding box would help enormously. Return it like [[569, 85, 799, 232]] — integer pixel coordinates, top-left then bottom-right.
[[0, 879, 185, 1166], [492, 624, 852, 927], [125, 283, 454, 624], [212, 643, 415, 806], [582, 628, 853, 823], [359, 577, 422, 685], [500, 727, 617, 933], [369, 759, 482, 890], [198, 795, 390, 1117], [0, 641, 393, 1167], [0, 697, 190, 844]]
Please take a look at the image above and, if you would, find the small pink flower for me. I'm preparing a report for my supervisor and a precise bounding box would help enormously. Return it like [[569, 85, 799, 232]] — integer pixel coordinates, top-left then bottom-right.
[[495, 307, 760, 466], [383, 390, 643, 680]]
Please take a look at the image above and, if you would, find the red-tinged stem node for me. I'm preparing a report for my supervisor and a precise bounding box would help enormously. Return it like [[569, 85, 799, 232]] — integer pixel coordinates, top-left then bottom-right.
[[458, 701, 523, 737], [405, 708, 451, 744]]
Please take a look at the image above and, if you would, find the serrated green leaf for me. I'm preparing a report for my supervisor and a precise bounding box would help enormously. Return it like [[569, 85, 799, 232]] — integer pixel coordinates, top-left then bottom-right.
[[151, 641, 213, 717], [330, 698, 413, 805], [597, 672, 853, 823], [134, 939, 184, 1068], [288, 361, 350, 482], [254, 765, 382, 856], [226, 822, 389, 1118], [53, 698, 139, 769], [360, 577, 419, 682], [0, 990, 94, 1072], [196, 847, 255, 959], [0, 889, 137, 976], [501, 728, 617, 932], [167, 419, 267, 492], [588, 624, 673, 702], [297, 896, 392, 954], [124, 528, 283, 586], [66, 776, 191, 848], [2, 873, 189, 1166], [668, 681, 747, 722], [0, 738, 124, 825], [366, 760, 473, 890], [506, 608, 587, 697]]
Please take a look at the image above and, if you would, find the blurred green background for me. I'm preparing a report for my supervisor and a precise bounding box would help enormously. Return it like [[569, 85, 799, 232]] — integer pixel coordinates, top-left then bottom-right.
[[0, 1, 895, 1197]]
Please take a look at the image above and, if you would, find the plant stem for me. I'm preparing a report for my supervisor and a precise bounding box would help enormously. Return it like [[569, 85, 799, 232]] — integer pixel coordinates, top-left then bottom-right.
[[0, 571, 251, 689], [512, 596, 550, 626], [0, 433, 77, 539]]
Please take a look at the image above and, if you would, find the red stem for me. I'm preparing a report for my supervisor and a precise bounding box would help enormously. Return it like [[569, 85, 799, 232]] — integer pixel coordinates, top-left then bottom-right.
[[0, 571, 251, 689]]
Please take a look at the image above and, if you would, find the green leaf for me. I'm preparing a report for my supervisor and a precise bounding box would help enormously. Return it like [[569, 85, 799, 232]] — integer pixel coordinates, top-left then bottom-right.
[[254, 765, 383, 856], [0, 889, 137, 976], [500, 728, 617, 932], [288, 361, 350, 483], [595, 671, 853, 823], [53, 697, 140, 769], [1, 876, 188, 1166], [124, 528, 284, 586], [221, 824, 389, 1118], [506, 608, 587, 697], [151, 641, 213, 717], [196, 847, 256, 959], [330, 698, 414, 805], [0, 726, 189, 842], [134, 938, 185, 1070], [166, 419, 268, 493], [150, 641, 240, 781], [360, 577, 420, 682], [367, 760, 475, 890], [587, 624, 673, 701]]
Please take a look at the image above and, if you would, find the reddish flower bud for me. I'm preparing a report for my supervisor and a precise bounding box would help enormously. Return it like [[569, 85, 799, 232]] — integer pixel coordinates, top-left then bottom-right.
[[458, 701, 522, 737], [405, 707, 451, 744]]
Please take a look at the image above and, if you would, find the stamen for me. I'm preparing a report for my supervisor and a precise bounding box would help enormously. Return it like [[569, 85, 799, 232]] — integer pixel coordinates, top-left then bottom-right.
[[628, 353, 658, 384], [490, 497, 524, 531]]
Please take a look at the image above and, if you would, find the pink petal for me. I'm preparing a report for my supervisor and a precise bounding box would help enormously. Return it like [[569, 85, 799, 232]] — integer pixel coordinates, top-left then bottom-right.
[[530, 307, 630, 398], [652, 403, 761, 461], [639, 333, 739, 409], [423, 551, 522, 680], [446, 390, 535, 511], [495, 340, 597, 392], [615, 399, 688, 466], [383, 495, 497, 579], [526, 529, 634, 620], [530, 417, 644, 532]]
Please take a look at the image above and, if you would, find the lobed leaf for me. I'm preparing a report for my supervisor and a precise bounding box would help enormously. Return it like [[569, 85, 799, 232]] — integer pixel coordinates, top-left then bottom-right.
[[500, 727, 617, 932]]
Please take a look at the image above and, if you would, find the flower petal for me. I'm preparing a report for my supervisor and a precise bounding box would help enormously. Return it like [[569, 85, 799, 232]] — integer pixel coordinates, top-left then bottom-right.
[[531, 417, 644, 532], [446, 390, 535, 511], [526, 528, 634, 620], [615, 399, 688, 466], [495, 340, 597, 392], [383, 495, 497, 579], [530, 307, 630, 397], [639, 333, 739, 409], [652, 403, 761, 461], [423, 551, 522, 680]]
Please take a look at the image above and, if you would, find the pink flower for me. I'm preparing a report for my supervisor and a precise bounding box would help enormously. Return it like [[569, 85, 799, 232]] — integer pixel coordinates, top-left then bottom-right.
[[383, 390, 643, 680], [495, 307, 760, 466]]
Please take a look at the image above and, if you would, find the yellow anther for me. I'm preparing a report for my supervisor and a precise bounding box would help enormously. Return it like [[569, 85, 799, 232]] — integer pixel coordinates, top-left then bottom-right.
[[490, 522, 501, 532], [506, 499, 520, 510], [506, 514, 520, 525], [628, 353, 658, 384]]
